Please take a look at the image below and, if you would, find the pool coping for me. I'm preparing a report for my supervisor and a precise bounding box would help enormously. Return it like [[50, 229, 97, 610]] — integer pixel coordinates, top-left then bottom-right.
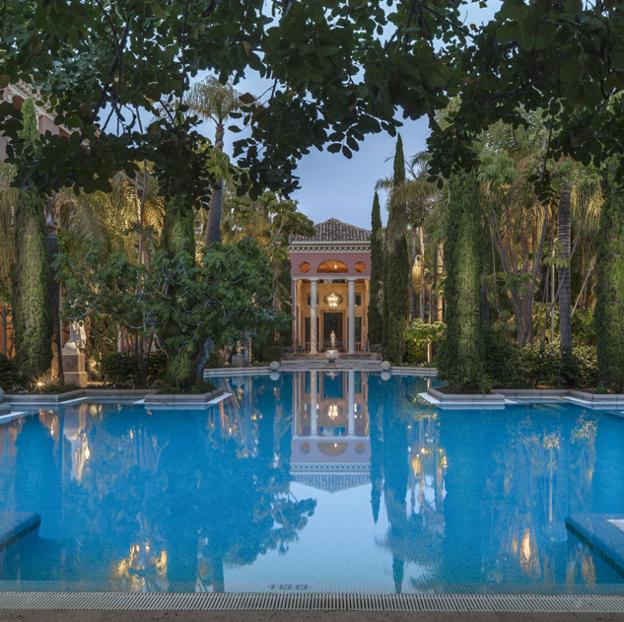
[[1, 591, 624, 613], [1, 388, 226, 407], [566, 514, 624, 576], [0, 513, 41, 551], [421, 387, 624, 411], [204, 364, 438, 377]]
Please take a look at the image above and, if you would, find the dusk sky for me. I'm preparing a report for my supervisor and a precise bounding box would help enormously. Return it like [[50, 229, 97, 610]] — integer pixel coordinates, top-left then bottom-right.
[[214, 86, 431, 230], [203, 1, 500, 230]]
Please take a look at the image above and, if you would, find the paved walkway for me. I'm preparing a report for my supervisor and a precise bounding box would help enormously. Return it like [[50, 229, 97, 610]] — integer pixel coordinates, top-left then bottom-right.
[[1, 612, 624, 622]]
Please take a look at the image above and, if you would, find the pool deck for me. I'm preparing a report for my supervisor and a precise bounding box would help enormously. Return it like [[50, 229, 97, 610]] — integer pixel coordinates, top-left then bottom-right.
[[1, 611, 623, 622]]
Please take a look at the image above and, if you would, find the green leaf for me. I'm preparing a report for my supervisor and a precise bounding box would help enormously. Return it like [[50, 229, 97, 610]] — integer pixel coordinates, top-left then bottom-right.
[[0, 75, 10, 88], [341, 145, 352, 159], [152, 3, 167, 19], [498, 0, 526, 21], [327, 143, 341, 153], [559, 57, 579, 84], [239, 92, 255, 105], [318, 46, 341, 57], [495, 23, 519, 44]]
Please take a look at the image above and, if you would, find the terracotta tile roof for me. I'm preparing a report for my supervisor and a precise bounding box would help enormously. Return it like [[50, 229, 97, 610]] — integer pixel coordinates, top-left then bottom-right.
[[292, 218, 371, 243]]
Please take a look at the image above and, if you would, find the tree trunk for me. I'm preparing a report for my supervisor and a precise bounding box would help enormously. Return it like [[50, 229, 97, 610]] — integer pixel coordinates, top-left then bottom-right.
[[205, 122, 225, 245], [435, 242, 444, 321], [558, 185, 572, 355], [418, 227, 425, 321], [46, 220, 64, 384]]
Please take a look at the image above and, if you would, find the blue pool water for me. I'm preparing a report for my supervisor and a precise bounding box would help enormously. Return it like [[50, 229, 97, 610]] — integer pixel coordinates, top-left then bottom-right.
[[1, 371, 624, 593]]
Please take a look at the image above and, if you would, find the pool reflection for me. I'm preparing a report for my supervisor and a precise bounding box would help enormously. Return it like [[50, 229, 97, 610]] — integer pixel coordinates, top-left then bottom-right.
[[0, 370, 624, 593]]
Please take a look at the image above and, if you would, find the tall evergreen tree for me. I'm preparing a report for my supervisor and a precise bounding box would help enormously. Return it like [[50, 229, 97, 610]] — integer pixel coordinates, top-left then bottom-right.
[[595, 162, 624, 392], [368, 192, 384, 347], [382, 136, 410, 362], [160, 197, 197, 388], [12, 98, 52, 382], [438, 171, 486, 392]]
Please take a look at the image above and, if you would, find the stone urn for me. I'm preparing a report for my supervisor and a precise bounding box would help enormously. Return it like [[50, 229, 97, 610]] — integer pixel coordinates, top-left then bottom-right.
[[326, 349, 339, 365]]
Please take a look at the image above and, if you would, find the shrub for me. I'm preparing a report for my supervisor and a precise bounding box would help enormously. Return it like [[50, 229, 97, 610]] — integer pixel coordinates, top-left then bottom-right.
[[33, 381, 80, 394], [404, 320, 445, 366], [260, 344, 283, 363], [516, 341, 599, 389], [467, 334, 600, 390], [568, 345, 599, 389], [101, 352, 168, 387], [146, 351, 168, 386], [101, 353, 140, 387], [519, 341, 563, 388], [482, 328, 525, 389], [0, 353, 24, 392], [206, 349, 225, 368]]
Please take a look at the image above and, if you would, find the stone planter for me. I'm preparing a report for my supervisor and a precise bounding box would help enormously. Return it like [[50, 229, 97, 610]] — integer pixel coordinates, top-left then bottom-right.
[[426, 387, 506, 409], [144, 389, 223, 405]]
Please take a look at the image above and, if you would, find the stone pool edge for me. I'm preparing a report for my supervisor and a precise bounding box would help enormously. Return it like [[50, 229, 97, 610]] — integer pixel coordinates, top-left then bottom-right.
[[0, 388, 229, 415], [421, 387, 624, 411]]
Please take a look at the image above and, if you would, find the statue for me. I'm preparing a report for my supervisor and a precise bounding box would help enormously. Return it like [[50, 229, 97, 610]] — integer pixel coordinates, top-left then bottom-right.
[[62, 320, 88, 386], [68, 321, 87, 350], [326, 330, 338, 365]]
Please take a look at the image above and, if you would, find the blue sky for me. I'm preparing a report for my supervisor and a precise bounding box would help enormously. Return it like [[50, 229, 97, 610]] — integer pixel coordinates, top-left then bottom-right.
[[208, 2, 500, 230]]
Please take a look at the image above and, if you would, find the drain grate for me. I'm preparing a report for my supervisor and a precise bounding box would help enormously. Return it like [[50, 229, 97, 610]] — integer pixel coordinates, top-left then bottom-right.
[[2, 592, 624, 612]]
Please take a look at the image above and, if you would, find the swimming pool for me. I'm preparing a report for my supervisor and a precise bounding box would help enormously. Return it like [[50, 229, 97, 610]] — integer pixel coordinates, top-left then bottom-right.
[[1, 370, 624, 594]]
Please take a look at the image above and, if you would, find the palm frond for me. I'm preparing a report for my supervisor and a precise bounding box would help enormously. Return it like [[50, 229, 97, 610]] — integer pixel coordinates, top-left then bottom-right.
[[185, 77, 241, 124]]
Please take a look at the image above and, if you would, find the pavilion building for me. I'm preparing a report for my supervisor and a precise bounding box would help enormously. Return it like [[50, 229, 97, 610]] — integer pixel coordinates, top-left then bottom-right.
[[289, 218, 371, 355]]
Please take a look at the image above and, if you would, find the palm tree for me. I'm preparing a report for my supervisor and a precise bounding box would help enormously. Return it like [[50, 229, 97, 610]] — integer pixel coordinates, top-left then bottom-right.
[[558, 183, 572, 355], [185, 77, 240, 245]]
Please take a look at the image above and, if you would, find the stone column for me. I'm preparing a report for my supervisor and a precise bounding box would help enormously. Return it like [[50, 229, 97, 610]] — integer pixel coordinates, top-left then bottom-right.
[[310, 370, 318, 436], [347, 369, 355, 436], [310, 279, 318, 354], [348, 278, 356, 354]]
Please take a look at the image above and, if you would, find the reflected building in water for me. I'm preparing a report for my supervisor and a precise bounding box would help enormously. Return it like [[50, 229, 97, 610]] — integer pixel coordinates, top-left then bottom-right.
[[290, 370, 370, 493]]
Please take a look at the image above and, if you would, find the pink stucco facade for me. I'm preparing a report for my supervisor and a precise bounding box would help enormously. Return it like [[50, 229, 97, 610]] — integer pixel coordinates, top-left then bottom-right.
[[289, 250, 371, 279], [288, 219, 372, 354]]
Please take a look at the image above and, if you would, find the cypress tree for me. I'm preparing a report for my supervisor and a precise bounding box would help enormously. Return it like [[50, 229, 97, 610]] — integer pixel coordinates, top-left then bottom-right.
[[438, 170, 486, 392], [595, 162, 624, 392], [13, 98, 52, 382], [382, 135, 410, 363], [161, 197, 197, 388], [367, 192, 384, 347]]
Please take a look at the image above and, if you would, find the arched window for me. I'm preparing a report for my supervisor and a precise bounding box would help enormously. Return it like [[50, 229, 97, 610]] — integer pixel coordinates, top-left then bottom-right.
[[299, 261, 311, 273], [318, 259, 348, 273], [355, 261, 367, 273]]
